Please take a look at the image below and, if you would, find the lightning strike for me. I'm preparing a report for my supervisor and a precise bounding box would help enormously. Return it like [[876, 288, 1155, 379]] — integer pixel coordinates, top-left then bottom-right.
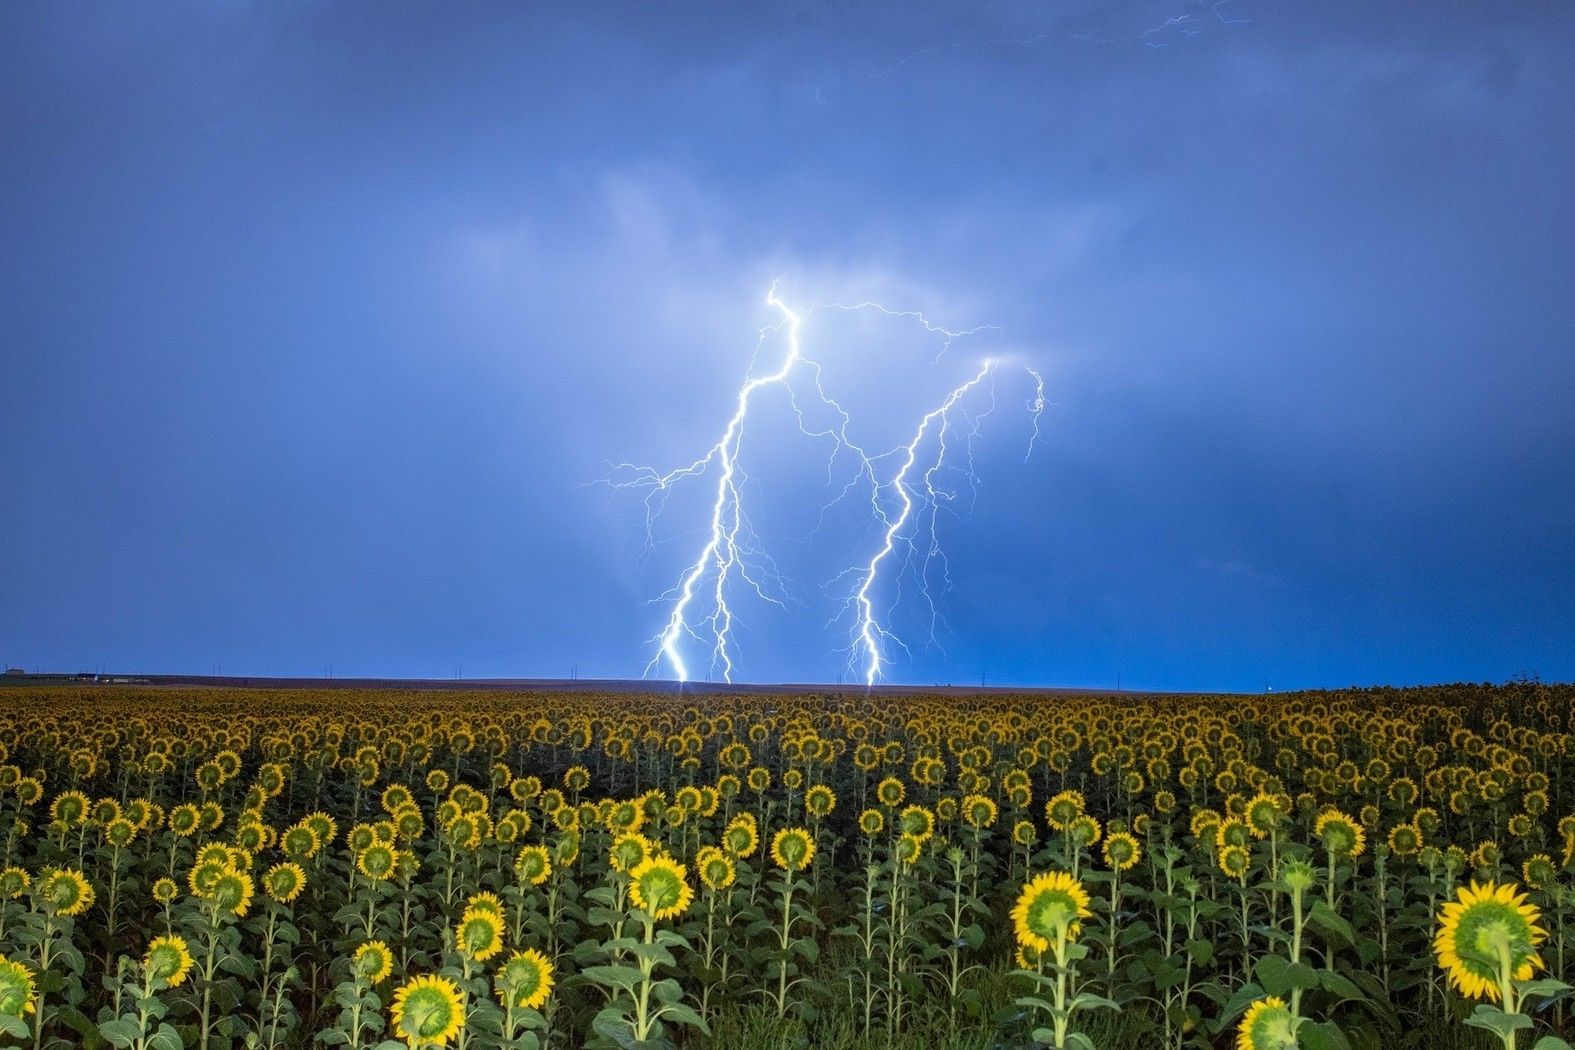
[[848, 361, 997, 687], [612, 285, 1046, 686]]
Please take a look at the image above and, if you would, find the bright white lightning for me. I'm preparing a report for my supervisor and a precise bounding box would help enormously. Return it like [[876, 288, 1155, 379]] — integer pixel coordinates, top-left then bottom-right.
[[849, 361, 996, 687], [625, 285, 806, 684], [612, 285, 1045, 685], [1026, 367, 1046, 460]]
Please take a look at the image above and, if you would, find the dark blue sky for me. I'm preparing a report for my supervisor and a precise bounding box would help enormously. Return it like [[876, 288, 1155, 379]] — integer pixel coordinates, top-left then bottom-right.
[[4, 2, 1573, 690]]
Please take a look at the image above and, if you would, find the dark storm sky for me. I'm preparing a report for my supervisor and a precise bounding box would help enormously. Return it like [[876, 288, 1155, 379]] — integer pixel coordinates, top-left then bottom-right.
[[3, 2, 1573, 690]]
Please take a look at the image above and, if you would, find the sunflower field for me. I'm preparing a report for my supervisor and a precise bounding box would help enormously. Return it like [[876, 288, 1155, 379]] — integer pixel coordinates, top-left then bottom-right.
[[1, 682, 1574, 1049]]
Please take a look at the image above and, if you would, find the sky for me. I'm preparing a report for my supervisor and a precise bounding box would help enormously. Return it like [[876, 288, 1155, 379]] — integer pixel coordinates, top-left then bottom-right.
[[3, 2, 1573, 691]]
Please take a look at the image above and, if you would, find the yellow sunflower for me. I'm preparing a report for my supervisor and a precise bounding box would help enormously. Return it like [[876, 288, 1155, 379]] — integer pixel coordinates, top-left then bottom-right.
[[609, 833, 652, 874], [1010, 871, 1093, 952], [770, 827, 816, 873], [1314, 810, 1366, 859], [0, 956, 36, 1018], [1236, 995, 1297, 1050], [514, 844, 552, 886], [696, 846, 736, 891], [962, 793, 997, 830], [39, 868, 94, 917], [455, 907, 504, 963], [496, 948, 554, 1012], [1102, 831, 1141, 872], [628, 856, 694, 921], [263, 862, 306, 904], [390, 974, 465, 1047], [207, 869, 255, 917], [1044, 789, 1085, 831], [1244, 793, 1284, 840], [876, 776, 906, 808], [354, 940, 394, 985], [723, 817, 759, 858], [143, 935, 194, 989], [1434, 881, 1546, 1002]]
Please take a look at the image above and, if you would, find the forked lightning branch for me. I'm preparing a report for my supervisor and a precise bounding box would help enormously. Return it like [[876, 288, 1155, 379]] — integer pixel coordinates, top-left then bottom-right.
[[608, 285, 1044, 687]]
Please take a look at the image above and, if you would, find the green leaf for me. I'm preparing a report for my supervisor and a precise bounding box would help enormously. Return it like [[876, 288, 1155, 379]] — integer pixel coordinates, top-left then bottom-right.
[[1463, 1005, 1533, 1041], [1315, 970, 1366, 1003], [1307, 901, 1355, 949], [656, 1000, 710, 1032], [1298, 1020, 1353, 1050], [1518, 978, 1574, 1006], [1532, 1038, 1575, 1050], [580, 964, 645, 994], [96, 1018, 140, 1048]]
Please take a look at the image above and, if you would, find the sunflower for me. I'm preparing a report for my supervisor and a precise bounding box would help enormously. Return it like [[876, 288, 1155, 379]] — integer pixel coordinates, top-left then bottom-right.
[[207, 869, 255, 917], [390, 974, 465, 1047], [304, 811, 338, 848], [960, 793, 997, 830], [143, 935, 194, 989], [898, 805, 936, 842], [1236, 996, 1297, 1050], [770, 827, 816, 873], [466, 890, 505, 919], [895, 832, 925, 866], [1434, 881, 1546, 1001], [1245, 793, 1284, 840], [1386, 823, 1421, 858], [496, 948, 554, 1012], [695, 845, 736, 891], [609, 833, 652, 874], [1215, 818, 1250, 850], [456, 907, 504, 963], [39, 868, 94, 917], [805, 784, 836, 819], [356, 844, 398, 882], [1011, 871, 1093, 951], [169, 812, 201, 843], [1044, 790, 1085, 831], [858, 808, 885, 837], [354, 940, 394, 984], [1315, 811, 1366, 859], [628, 856, 694, 921], [1012, 819, 1037, 847], [1068, 814, 1102, 848], [263, 862, 306, 904], [1103, 831, 1141, 872], [0, 868, 28, 900], [1523, 854, 1557, 891], [281, 823, 320, 860], [1190, 808, 1222, 841], [876, 776, 906, 808], [514, 844, 552, 886], [0, 957, 36, 1018], [1218, 844, 1250, 881], [152, 877, 179, 904], [49, 791, 89, 826]]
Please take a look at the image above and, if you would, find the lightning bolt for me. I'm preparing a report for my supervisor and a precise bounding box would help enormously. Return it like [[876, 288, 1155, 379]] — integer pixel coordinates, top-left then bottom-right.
[[848, 361, 997, 687], [1026, 367, 1046, 461], [611, 285, 1045, 685], [607, 284, 806, 684]]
